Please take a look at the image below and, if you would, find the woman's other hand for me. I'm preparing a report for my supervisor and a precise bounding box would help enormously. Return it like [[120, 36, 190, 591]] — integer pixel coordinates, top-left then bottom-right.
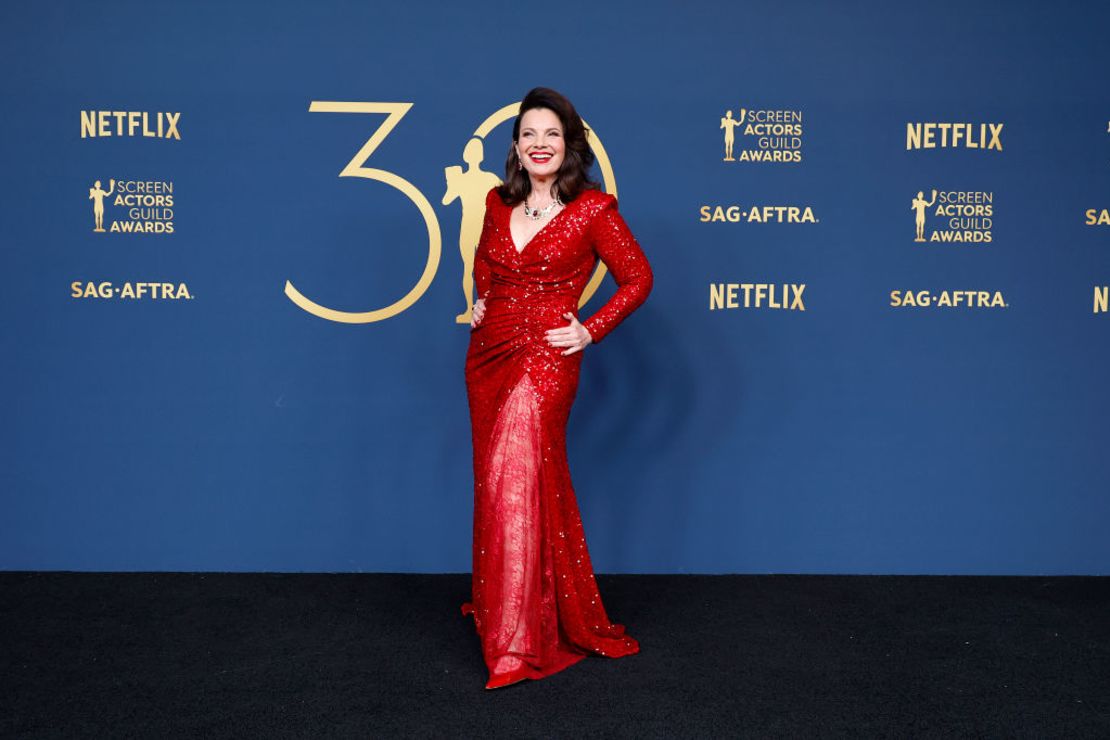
[[545, 312, 594, 355], [470, 298, 486, 328]]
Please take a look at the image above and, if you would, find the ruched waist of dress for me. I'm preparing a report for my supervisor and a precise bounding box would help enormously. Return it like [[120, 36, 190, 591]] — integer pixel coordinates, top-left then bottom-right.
[[484, 287, 579, 310]]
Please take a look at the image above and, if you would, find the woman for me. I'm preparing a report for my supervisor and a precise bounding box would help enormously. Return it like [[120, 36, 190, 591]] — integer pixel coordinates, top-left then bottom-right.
[[460, 87, 654, 689]]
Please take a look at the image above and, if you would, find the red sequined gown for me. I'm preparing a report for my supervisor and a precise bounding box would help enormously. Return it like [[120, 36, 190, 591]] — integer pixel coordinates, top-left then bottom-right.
[[461, 185, 653, 688]]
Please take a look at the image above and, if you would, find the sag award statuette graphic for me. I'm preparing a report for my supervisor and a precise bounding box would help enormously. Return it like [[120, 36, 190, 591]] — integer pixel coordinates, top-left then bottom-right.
[[720, 105, 803, 163], [721, 108, 744, 161], [912, 190, 937, 242], [911, 190, 993, 244], [443, 139, 501, 323], [87, 178, 176, 234], [89, 179, 115, 232], [285, 101, 618, 325]]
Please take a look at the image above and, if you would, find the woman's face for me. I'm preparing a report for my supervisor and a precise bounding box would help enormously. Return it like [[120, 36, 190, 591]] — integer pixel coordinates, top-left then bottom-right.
[[516, 107, 565, 179]]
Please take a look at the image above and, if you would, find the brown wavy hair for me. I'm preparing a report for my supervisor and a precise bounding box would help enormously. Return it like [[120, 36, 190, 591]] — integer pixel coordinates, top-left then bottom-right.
[[496, 86, 601, 207]]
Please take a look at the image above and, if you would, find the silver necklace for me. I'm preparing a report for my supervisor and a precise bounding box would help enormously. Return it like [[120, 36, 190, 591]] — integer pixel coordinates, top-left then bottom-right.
[[524, 193, 564, 221]]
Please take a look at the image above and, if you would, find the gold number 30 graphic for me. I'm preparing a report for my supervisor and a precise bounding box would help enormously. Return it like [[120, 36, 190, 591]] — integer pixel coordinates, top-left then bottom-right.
[[284, 101, 615, 324]]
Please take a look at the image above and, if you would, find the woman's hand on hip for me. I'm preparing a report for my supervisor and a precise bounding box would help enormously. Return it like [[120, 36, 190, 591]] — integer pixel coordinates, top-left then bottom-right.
[[545, 312, 593, 355], [470, 298, 486, 328]]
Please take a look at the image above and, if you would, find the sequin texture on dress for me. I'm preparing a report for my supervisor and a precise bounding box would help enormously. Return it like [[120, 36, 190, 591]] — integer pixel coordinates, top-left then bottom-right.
[[461, 185, 653, 688]]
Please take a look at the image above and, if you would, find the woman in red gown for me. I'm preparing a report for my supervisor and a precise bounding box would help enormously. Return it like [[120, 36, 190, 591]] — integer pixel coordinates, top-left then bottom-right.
[[461, 87, 654, 689]]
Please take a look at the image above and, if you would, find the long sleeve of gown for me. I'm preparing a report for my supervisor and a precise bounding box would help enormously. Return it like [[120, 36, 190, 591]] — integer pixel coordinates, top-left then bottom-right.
[[582, 195, 654, 344]]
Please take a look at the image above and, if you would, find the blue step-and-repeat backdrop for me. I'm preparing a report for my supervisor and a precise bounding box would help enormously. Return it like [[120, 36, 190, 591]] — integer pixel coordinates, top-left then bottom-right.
[[2, 1, 1108, 574]]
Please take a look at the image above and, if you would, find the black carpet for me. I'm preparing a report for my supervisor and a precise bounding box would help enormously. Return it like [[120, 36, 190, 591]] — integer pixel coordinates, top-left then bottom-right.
[[1, 573, 1107, 738]]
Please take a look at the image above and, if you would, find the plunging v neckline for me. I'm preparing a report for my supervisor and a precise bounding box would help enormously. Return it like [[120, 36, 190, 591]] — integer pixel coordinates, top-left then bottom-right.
[[505, 197, 573, 256]]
